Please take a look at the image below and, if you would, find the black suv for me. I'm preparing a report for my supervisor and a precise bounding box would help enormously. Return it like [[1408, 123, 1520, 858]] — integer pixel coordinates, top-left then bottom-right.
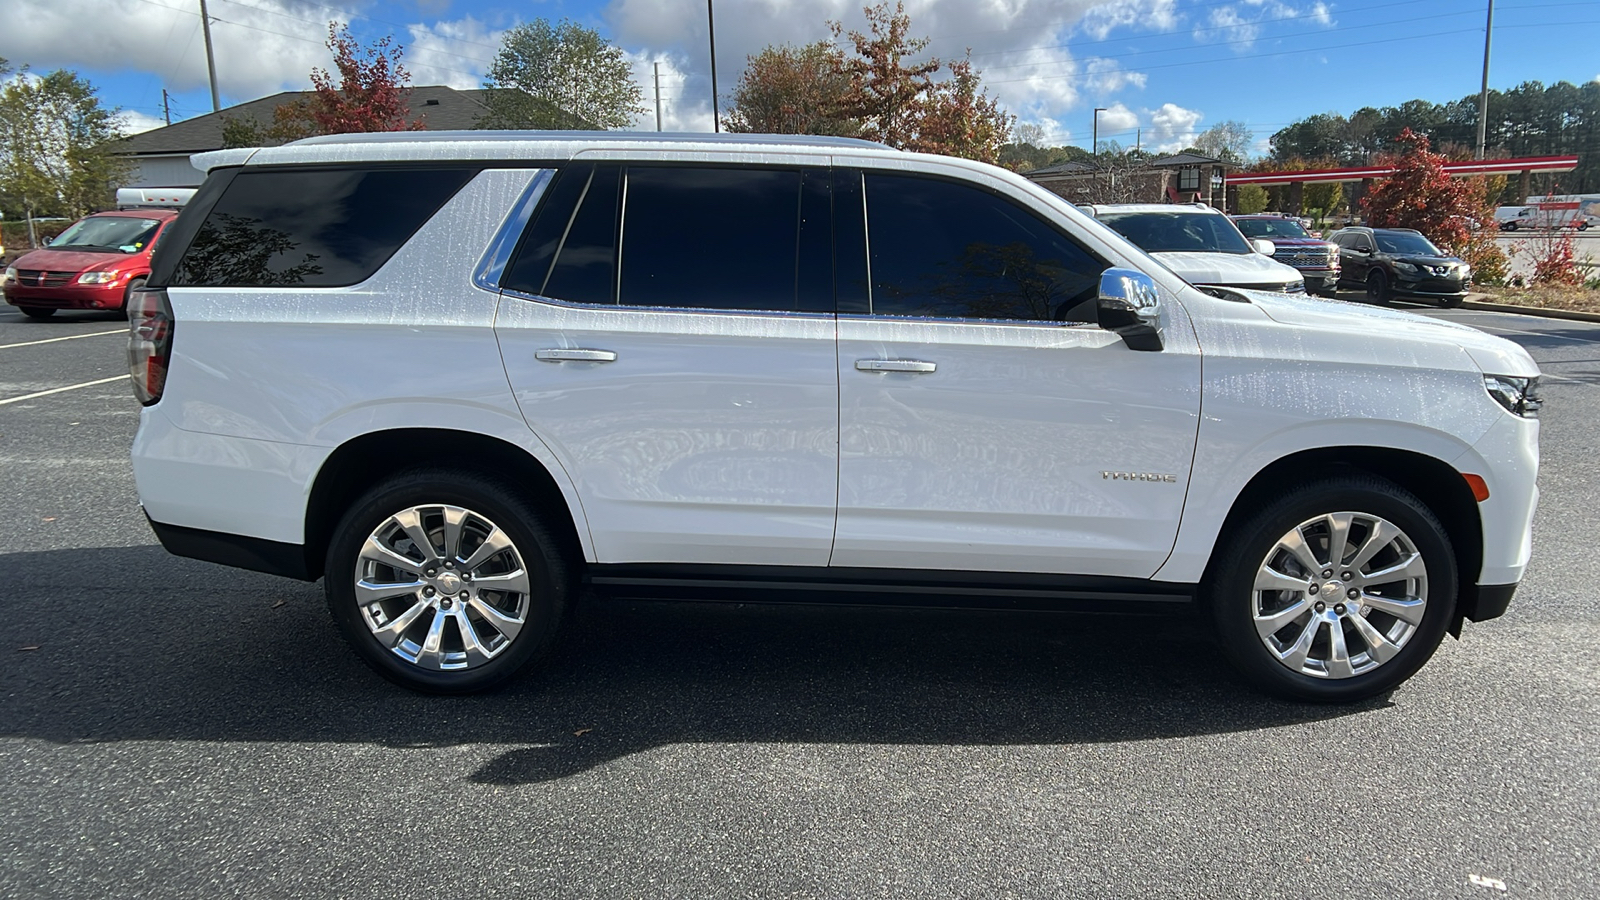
[[1328, 226, 1470, 307]]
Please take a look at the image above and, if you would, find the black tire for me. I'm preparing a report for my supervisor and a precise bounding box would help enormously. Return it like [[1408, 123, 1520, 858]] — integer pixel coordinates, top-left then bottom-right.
[[325, 468, 574, 694], [1578, 221, 1589, 232], [19, 307, 56, 319], [1366, 270, 1392, 305], [1502, 222, 1517, 232], [1206, 475, 1457, 703], [120, 277, 146, 317]]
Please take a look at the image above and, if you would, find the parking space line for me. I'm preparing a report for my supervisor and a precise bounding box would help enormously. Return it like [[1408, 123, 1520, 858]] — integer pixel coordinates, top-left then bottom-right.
[[0, 375, 126, 406], [0, 329, 125, 350]]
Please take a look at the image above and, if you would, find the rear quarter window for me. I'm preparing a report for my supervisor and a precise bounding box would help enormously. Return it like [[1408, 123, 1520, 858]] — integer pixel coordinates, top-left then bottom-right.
[[165, 166, 478, 287]]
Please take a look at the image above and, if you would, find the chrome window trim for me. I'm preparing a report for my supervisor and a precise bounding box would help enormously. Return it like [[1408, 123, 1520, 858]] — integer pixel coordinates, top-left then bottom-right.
[[836, 312, 1096, 329], [496, 286, 838, 321], [472, 168, 554, 293]]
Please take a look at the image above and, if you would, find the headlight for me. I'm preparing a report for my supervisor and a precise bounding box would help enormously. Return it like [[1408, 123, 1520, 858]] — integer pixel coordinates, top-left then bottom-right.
[[1484, 375, 1541, 418], [1284, 280, 1305, 293], [2, 266, 15, 284], [78, 271, 119, 284], [1393, 262, 1419, 275]]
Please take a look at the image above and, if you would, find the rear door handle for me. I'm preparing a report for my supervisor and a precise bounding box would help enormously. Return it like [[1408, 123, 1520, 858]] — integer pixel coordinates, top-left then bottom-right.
[[855, 359, 936, 374], [535, 349, 617, 363]]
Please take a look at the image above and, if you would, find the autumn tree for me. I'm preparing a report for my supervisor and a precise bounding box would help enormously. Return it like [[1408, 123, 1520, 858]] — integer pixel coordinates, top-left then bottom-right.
[[0, 64, 128, 239], [1361, 129, 1490, 252], [906, 56, 1012, 163], [270, 23, 423, 140], [726, 42, 857, 136], [478, 20, 643, 130]]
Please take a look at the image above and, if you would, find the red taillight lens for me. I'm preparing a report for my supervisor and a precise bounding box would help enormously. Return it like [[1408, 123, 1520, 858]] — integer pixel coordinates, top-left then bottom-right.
[[128, 287, 173, 405]]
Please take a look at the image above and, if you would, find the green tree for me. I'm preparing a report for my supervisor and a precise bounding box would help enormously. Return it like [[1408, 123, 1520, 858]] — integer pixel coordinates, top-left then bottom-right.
[[1235, 184, 1269, 214], [478, 20, 643, 130], [0, 65, 129, 238], [726, 41, 858, 136]]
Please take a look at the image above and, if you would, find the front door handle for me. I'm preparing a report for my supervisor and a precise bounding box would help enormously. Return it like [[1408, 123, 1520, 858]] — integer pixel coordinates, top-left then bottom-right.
[[535, 349, 618, 363], [855, 359, 936, 374]]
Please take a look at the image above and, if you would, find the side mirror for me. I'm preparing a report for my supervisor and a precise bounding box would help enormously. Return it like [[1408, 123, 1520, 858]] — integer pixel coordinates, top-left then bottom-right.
[[42, 236, 54, 246], [1252, 238, 1276, 255], [1097, 267, 1164, 352]]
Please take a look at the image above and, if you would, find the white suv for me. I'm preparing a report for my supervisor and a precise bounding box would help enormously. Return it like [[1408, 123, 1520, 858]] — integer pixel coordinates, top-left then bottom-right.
[[129, 132, 1541, 701], [1085, 203, 1307, 294]]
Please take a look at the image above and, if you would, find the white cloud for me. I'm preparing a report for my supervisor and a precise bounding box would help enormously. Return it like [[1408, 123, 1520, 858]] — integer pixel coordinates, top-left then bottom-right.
[[1078, 0, 1180, 40], [405, 16, 502, 90], [117, 110, 167, 135], [1146, 101, 1204, 152], [1200, 1, 1335, 49]]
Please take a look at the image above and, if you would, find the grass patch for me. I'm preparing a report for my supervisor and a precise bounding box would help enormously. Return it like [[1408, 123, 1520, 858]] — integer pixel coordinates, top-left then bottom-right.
[[1477, 284, 1600, 314]]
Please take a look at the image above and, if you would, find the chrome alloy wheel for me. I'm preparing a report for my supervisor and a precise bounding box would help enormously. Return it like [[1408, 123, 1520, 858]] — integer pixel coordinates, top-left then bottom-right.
[[1252, 511, 1428, 679], [354, 504, 531, 671]]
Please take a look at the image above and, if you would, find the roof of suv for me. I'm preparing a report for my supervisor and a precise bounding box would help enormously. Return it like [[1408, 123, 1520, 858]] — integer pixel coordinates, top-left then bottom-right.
[[193, 130, 900, 173], [1085, 203, 1222, 216]]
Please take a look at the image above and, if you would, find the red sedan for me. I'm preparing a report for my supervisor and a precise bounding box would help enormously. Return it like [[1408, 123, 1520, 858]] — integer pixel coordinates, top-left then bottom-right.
[[3, 209, 178, 319]]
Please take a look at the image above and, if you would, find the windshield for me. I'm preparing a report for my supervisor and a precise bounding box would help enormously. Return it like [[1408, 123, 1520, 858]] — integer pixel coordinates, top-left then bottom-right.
[[1234, 217, 1310, 239], [1374, 231, 1444, 256], [1095, 211, 1254, 255], [50, 216, 161, 254]]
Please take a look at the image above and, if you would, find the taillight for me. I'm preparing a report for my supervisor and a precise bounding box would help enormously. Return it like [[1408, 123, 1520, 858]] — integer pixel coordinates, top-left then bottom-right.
[[128, 287, 174, 405]]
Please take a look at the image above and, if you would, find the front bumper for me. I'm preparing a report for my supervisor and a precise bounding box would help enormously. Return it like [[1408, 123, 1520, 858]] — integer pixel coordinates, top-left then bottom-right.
[[3, 280, 127, 309]]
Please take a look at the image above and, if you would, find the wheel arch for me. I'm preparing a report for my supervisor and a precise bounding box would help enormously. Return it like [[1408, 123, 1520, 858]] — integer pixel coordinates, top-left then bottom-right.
[[1197, 446, 1484, 631], [302, 428, 588, 581]]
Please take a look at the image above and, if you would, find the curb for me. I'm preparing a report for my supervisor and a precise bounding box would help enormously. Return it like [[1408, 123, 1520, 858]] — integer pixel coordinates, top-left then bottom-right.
[[1459, 299, 1600, 324]]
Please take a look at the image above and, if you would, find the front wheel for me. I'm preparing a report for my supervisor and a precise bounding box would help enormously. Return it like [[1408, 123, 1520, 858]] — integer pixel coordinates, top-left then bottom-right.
[[120, 277, 146, 317], [1206, 476, 1457, 702], [325, 468, 573, 693], [1366, 270, 1392, 305]]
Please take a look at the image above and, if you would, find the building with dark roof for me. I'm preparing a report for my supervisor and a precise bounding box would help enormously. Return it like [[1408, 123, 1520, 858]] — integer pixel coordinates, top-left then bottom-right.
[[115, 85, 494, 187]]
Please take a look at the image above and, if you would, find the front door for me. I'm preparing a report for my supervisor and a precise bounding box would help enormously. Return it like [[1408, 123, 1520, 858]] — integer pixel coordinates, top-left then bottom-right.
[[830, 170, 1202, 578]]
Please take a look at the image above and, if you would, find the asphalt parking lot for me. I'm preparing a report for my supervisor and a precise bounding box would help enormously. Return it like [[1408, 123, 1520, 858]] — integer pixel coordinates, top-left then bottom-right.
[[2, 299, 1597, 898]]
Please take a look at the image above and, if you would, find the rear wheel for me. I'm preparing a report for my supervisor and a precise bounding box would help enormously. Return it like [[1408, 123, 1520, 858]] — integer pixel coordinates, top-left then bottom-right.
[[325, 468, 573, 693], [1366, 270, 1392, 305], [1207, 476, 1457, 702], [19, 307, 55, 319]]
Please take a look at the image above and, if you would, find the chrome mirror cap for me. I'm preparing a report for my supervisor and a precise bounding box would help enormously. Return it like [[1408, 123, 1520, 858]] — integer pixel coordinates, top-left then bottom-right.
[[1097, 267, 1165, 352]]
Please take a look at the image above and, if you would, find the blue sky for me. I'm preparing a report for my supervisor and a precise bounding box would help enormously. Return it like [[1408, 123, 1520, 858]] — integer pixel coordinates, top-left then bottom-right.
[[2, 0, 1597, 157]]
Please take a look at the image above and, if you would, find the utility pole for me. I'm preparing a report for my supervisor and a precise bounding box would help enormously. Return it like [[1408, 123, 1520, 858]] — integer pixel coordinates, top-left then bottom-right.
[[162, 89, 172, 126], [198, 0, 221, 112], [1475, 0, 1494, 159], [654, 62, 663, 132], [1136, 128, 1141, 154], [1092, 107, 1106, 156], [707, 0, 721, 133]]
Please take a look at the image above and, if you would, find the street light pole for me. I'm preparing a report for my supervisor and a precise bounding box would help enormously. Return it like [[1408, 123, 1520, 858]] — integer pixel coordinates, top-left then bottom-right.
[[707, 0, 721, 133], [1092, 107, 1106, 157], [1475, 0, 1494, 160]]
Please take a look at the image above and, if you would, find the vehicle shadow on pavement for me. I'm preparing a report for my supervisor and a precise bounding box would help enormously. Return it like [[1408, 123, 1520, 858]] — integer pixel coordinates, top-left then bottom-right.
[[0, 545, 1385, 783]]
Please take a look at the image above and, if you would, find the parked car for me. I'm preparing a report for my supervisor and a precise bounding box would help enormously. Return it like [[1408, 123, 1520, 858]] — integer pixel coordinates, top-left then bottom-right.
[[1083, 203, 1306, 294], [1329, 226, 1471, 307], [132, 132, 1540, 703], [3, 208, 178, 319], [1231, 214, 1341, 296]]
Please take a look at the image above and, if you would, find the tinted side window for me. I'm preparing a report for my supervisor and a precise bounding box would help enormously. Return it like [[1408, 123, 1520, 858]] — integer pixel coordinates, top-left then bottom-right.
[[863, 173, 1106, 322], [543, 166, 620, 305], [619, 166, 803, 312], [170, 167, 477, 287], [500, 164, 591, 296]]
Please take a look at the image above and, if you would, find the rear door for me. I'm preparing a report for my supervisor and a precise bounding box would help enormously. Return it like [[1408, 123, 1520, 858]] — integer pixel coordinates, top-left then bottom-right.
[[494, 163, 840, 566]]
